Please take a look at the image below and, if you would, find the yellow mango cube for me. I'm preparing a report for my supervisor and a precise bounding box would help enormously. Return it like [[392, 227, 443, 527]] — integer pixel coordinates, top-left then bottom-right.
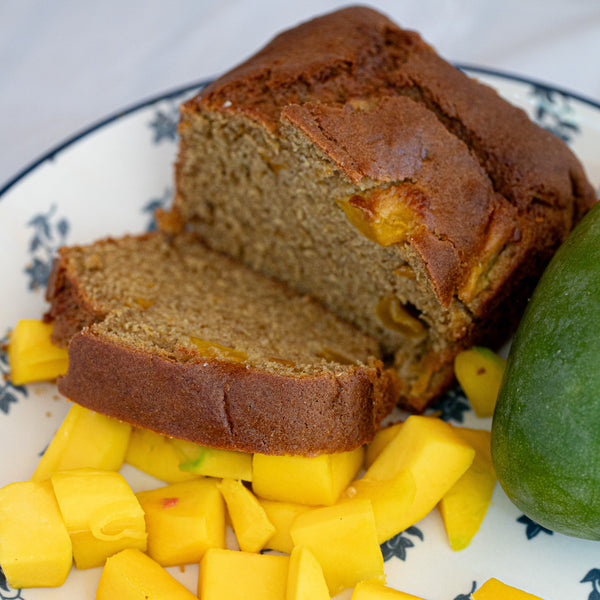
[[290, 499, 384, 595], [217, 478, 275, 553], [472, 578, 545, 599], [338, 189, 417, 248], [342, 469, 416, 544], [136, 479, 225, 566], [365, 422, 403, 468], [252, 446, 364, 505], [364, 416, 474, 530], [0, 480, 72, 588], [97, 548, 197, 600], [8, 319, 69, 385], [439, 428, 496, 551], [126, 428, 198, 483], [172, 437, 253, 481], [199, 548, 289, 600], [454, 347, 506, 417], [287, 545, 330, 600], [352, 581, 427, 599], [33, 403, 131, 481], [259, 499, 311, 553], [51, 468, 147, 569]]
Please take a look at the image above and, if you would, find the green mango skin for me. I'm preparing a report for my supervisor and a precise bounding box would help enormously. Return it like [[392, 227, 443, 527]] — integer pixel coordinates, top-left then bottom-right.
[[492, 201, 600, 540]]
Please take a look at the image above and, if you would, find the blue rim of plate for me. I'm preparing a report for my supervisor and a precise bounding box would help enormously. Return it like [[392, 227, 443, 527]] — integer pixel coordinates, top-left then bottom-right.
[[1, 63, 600, 200]]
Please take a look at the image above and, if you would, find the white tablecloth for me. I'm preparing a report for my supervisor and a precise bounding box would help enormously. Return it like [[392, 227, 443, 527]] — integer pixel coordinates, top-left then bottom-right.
[[1, 0, 600, 188]]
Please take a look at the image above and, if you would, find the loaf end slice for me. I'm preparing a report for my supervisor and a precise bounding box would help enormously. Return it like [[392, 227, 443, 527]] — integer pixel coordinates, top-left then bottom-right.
[[173, 6, 597, 411]]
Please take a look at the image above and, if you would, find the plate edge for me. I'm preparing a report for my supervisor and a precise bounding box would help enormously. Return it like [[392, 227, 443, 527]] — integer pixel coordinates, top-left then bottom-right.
[[0, 78, 211, 199], [2, 64, 600, 200]]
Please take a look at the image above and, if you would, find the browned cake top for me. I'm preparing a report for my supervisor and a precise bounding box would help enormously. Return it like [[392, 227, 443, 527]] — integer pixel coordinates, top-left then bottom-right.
[[184, 6, 595, 307], [192, 5, 591, 210]]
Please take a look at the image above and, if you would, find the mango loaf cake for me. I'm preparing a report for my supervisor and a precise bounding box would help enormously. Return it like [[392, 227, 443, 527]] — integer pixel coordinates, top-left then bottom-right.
[[45, 232, 397, 455], [171, 6, 596, 411]]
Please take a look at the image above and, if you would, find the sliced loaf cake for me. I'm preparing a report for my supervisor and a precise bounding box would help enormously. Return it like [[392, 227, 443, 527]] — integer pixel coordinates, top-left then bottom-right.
[[172, 6, 596, 411], [45, 232, 397, 455]]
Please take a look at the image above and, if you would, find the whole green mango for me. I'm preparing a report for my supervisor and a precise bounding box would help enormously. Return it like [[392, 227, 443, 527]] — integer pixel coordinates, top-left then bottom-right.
[[492, 201, 600, 540]]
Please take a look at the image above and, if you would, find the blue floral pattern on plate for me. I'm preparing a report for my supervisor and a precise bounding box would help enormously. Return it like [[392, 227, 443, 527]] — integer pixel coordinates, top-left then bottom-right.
[[582, 569, 600, 600], [148, 100, 181, 144], [0, 567, 25, 600], [517, 515, 554, 540], [0, 70, 599, 599], [530, 83, 581, 142], [381, 526, 424, 562], [0, 334, 27, 415], [24, 205, 70, 290]]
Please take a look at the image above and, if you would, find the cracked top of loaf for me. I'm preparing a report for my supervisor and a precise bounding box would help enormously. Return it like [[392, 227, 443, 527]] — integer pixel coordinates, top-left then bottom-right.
[[183, 5, 596, 307]]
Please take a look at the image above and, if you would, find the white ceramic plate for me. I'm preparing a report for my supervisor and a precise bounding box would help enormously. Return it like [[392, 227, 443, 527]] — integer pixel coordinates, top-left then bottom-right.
[[1, 68, 599, 600]]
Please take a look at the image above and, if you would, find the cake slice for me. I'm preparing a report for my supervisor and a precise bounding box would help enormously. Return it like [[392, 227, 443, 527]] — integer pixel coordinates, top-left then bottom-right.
[[172, 6, 596, 411], [45, 232, 397, 455]]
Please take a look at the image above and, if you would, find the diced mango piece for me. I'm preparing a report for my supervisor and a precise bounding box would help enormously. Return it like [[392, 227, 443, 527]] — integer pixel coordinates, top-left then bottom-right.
[[172, 437, 253, 481], [287, 545, 330, 600], [439, 428, 496, 551], [259, 499, 312, 554], [472, 578, 545, 599], [338, 188, 417, 248], [290, 499, 384, 596], [363, 416, 474, 532], [136, 479, 225, 566], [125, 428, 198, 483], [97, 548, 197, 600], [0, 480, 72, 588], [189, 336, 248, 363], [365, 422, 403, 468], [199, 548, 289, 600], [454, 347, 506, 417], [375, 297, 426, 339], [33, 403, 131, 481], [252, 447, 364, 505], [51, 468, 147, 569], [342, 469, 416, 544], [217, 478, 275, 553], [352, 581, 427, 599], [8, 319, 69, 385]]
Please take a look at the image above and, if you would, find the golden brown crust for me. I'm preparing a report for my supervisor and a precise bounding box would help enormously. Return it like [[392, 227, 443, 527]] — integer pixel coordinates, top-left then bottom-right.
[[173, 5, 596, 413], [181, 6, 596, 310], [171, 7, 596, 410], [58, 330, 397, 455], [189, 4, 593, 216], [282, 96, 519, 306], [44, 252, 106, 346]]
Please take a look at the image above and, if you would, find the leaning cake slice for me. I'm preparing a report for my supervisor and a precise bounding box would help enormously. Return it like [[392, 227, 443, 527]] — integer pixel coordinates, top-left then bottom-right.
[[45, 232, 397, 455]]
